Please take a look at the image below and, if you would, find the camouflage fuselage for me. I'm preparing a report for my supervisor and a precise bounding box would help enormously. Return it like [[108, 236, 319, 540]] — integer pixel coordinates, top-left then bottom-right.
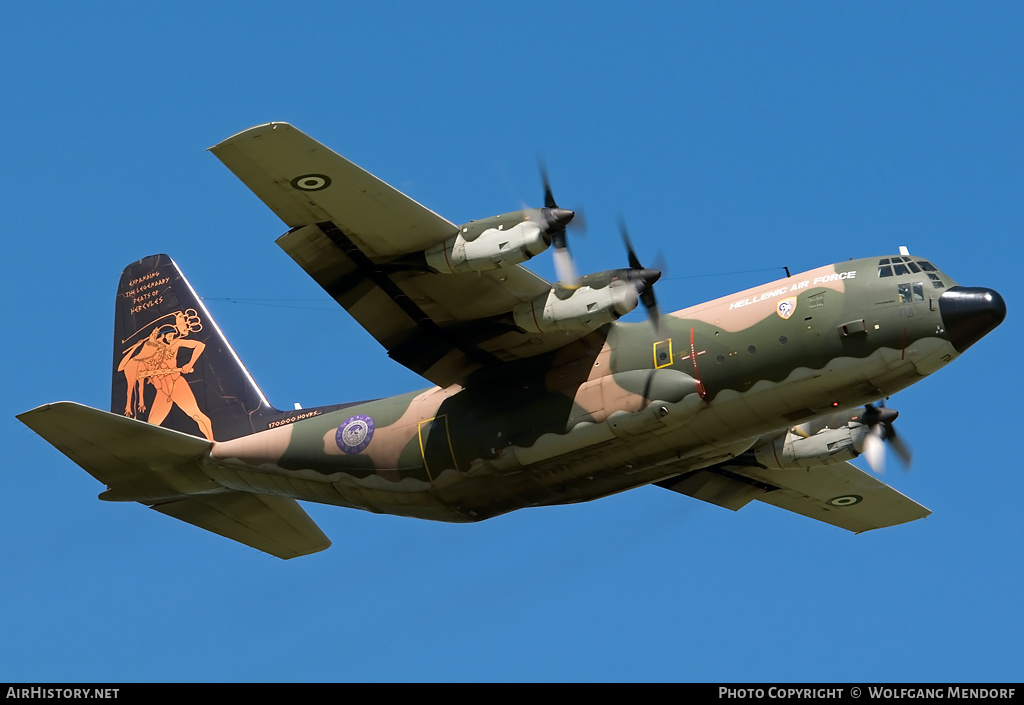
[[206, 256, 978, 521]]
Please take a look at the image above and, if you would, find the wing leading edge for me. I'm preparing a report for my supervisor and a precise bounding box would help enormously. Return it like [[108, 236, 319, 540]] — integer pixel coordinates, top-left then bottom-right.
[[657, 459, 930, 533]]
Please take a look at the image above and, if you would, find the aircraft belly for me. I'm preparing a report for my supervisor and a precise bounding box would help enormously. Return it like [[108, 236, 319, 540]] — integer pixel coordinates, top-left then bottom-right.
[[203, 457, 474, 521], [451, 342, 953, 513], [906, 337, 960, 376], [200, 391, 704, 521]]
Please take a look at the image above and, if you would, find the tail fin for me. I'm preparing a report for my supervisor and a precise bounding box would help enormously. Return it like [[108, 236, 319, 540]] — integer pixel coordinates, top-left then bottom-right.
[[112, 254, 280, 441]]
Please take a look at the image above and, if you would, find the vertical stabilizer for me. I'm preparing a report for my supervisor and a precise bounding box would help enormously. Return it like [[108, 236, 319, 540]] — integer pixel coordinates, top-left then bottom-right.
[[112, 254, 279, 441]]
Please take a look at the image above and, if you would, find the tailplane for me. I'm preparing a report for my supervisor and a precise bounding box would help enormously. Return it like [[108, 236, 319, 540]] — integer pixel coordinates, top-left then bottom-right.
[[112, 254, 279, 441], [17, 401, 331, 558]]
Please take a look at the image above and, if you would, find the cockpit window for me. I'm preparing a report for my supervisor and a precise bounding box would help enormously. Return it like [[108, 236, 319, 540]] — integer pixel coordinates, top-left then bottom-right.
[[898, 282, 925, 303], [880, 257, 946, 290], [878, 256, 932, 278]]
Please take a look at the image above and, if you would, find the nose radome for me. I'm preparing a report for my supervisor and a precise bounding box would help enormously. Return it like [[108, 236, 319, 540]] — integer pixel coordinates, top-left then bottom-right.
[[938, 286, 1006, 353]]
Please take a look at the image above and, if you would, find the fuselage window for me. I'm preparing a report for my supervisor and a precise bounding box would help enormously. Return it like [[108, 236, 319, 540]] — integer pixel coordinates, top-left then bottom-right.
[[928, 272, 945, 289]]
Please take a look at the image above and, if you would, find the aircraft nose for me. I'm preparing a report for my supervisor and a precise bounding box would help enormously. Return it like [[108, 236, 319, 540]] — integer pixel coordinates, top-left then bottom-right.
[[938, 286, 1006, 353]]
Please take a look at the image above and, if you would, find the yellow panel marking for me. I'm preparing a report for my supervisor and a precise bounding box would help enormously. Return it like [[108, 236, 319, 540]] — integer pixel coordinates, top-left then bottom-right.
[[417, 415, 460, 479], [653, 338, 674, 369]]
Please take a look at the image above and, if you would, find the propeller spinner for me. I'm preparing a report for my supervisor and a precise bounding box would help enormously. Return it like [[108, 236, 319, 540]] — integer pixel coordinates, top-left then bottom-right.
[[859, 401, 913, 474]]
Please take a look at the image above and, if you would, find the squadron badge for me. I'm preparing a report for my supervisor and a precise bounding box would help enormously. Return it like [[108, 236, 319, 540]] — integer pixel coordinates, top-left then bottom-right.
[[336, 414, 375, 454], [776, 297, 797, 320]]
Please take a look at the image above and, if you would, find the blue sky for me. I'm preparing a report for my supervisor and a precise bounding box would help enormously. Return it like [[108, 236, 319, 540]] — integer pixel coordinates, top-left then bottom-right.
[[2, 2, 1021, 683]]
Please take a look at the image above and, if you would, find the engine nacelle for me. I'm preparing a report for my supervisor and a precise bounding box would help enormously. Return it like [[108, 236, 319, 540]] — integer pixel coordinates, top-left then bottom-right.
[[513, 280, 639, 334], [754, 425, 869, 469], [425, 212, 549, 274]]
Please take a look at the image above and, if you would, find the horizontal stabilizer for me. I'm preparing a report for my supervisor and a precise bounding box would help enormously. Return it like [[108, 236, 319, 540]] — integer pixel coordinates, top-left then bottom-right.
[[152, 493, 330, 559], [18, 402, 213, 502], [18, 402, 331, 558]]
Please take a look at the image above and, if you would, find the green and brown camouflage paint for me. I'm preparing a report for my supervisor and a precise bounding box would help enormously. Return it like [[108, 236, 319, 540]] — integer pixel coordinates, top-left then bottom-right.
[[109, 253, 1002, 522]]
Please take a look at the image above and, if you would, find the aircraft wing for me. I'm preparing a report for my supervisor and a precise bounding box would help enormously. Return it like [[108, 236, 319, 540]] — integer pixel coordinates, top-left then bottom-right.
[[210, 122, 458, 254], [656, 459, 930, 533], [18, 402, 330, 559], [210, 122, 570, 389]]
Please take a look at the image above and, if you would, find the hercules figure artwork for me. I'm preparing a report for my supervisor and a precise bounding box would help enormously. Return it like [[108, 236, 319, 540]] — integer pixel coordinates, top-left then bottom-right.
[[117, 309, 214, 441]]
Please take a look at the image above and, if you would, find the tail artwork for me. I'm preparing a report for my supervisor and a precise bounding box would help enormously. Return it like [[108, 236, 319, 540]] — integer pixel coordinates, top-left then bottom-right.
[[112, 254, 279, 442], [18, 254, 333, 559]]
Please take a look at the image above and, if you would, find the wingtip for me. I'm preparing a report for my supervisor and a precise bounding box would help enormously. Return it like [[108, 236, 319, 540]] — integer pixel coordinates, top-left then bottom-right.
[[208, 121, 296, 152]]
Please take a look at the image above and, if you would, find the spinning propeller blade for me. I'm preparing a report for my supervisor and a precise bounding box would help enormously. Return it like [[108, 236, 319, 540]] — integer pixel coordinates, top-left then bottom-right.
[[619, 219, 663, 332], [538, 160, 580, 288]]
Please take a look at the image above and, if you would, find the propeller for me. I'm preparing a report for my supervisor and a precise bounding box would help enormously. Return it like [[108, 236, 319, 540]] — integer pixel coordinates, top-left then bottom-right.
[[534, 165, 661, 332], [859, 401, 913, 474], [538, 161, 580, 287], [618, 219, 663, 332]]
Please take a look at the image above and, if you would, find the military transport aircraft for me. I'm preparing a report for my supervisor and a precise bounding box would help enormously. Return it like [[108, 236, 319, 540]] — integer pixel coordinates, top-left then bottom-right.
[[18, 123, 1006, 559]]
